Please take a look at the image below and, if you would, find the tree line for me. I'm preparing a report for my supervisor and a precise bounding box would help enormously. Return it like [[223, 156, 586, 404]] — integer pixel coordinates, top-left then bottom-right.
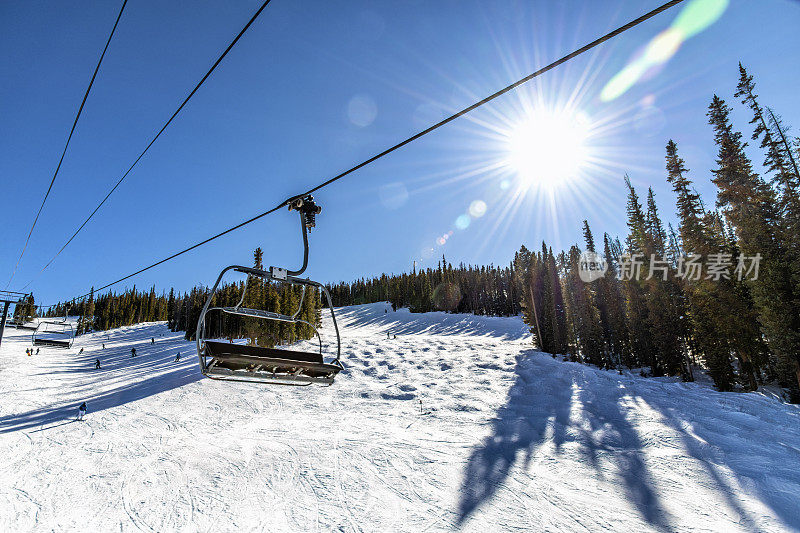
[[328, 65, 800, 401], [327, 260, 521, 317]]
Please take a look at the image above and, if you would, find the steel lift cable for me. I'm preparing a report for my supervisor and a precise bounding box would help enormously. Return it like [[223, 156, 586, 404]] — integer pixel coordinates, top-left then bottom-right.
[[20, 0, 274, 291], [6, 0, 129, 289], [45, 0, 685, 304]]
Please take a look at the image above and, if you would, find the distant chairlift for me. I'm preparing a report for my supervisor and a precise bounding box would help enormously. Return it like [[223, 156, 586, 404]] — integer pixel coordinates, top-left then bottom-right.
[[32, 319, 75, 349], [195, 195, 342, 386]]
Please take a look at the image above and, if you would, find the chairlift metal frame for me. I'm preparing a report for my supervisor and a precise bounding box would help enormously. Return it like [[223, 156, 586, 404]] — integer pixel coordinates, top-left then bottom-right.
[[196, 196, 342, 386], [32, 320, 75, 349]]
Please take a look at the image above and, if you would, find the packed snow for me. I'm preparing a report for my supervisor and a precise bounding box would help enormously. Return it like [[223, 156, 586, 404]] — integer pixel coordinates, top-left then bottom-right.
[[1, 303, 798, 532]]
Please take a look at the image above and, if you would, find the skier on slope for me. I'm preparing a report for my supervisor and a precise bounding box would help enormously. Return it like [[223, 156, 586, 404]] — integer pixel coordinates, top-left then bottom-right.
[[79, 347, 84, 354], [151, 338, 154, 345], [131, 347, 136, 357], [77, 402, 87, 421], [175, 352, 181, 362], [95, 359, 101, 370]]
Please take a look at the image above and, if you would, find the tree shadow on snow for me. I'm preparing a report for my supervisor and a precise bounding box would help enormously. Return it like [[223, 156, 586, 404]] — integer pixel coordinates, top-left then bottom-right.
[[637, 387, 800, 531], [458, 349, 800, 531], [457, 349, 671, 529]]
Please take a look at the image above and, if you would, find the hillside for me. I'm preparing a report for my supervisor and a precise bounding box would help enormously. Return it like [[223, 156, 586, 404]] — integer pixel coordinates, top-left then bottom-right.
[[1, 303, 798, 532]]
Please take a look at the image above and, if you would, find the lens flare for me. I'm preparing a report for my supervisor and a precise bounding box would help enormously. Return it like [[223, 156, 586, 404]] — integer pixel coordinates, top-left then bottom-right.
[[433, 282, 461, 311], [643, 28, 683, 64], [347, 94, 377, 127], [469, 200, 487, 218], [673, 0, 729, 38], [600, 0, 729, 102]]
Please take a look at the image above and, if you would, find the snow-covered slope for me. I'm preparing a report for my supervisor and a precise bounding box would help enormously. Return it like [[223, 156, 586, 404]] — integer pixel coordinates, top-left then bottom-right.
[[1, 303, 798, 532]]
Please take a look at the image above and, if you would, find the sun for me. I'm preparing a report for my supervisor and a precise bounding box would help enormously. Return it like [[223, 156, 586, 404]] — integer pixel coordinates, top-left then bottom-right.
[[504, 109, 590, 190]]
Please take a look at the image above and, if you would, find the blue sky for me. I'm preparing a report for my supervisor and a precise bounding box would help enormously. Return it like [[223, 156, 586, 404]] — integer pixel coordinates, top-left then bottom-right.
[[1, 0, 798, 306]]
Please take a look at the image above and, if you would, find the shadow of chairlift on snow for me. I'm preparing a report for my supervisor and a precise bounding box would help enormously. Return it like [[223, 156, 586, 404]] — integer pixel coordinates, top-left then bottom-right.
[[0, 326, 202, 434], [0, 363, 201, 434]]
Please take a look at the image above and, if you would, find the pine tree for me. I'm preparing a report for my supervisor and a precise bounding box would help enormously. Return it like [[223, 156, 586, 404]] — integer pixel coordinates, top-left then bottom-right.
[[582, 220, 595, 252], [736, 65, 800, 192], [622, 177, 657, 372], [708, 96, 800, 399], [599, 233, 629, 366], [564, 245, 604, 365], [642, 188, 685, 377], [548, 248, 568, 354], [667, 139, 738, 388], [515, 245, 542, 347], [83, 288, 95, 334]]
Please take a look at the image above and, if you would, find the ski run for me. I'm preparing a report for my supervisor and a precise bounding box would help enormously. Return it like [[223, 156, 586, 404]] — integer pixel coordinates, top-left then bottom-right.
[[1, 303, 799, 532]]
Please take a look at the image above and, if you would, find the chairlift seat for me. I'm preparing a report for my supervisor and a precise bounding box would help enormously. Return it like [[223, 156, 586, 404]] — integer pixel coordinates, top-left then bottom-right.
[[204, 340, 323, 364], [202, 341, 341, 384], [33, 338, 72, 348]]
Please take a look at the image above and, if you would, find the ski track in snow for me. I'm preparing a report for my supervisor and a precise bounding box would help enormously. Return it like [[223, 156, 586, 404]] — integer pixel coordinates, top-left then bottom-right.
[[1, 303, 799, 532]]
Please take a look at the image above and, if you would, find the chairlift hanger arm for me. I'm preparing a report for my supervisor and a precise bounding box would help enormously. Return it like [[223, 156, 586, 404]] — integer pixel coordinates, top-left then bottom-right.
[[286, 212, 309, 277], [283, 195, 321, 277]]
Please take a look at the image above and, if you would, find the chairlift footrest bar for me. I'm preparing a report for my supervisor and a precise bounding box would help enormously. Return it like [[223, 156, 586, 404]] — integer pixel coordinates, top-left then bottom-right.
[[33, 339, 72, 348]]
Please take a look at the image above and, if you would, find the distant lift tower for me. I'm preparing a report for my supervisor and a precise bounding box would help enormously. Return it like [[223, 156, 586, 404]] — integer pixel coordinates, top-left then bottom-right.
[[0, 291, 29, 349]]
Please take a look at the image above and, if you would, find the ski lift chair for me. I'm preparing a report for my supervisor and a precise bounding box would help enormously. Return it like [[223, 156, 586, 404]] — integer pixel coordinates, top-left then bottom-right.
[[32, 320, 75, 348], [196, 196, 342, 386]]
